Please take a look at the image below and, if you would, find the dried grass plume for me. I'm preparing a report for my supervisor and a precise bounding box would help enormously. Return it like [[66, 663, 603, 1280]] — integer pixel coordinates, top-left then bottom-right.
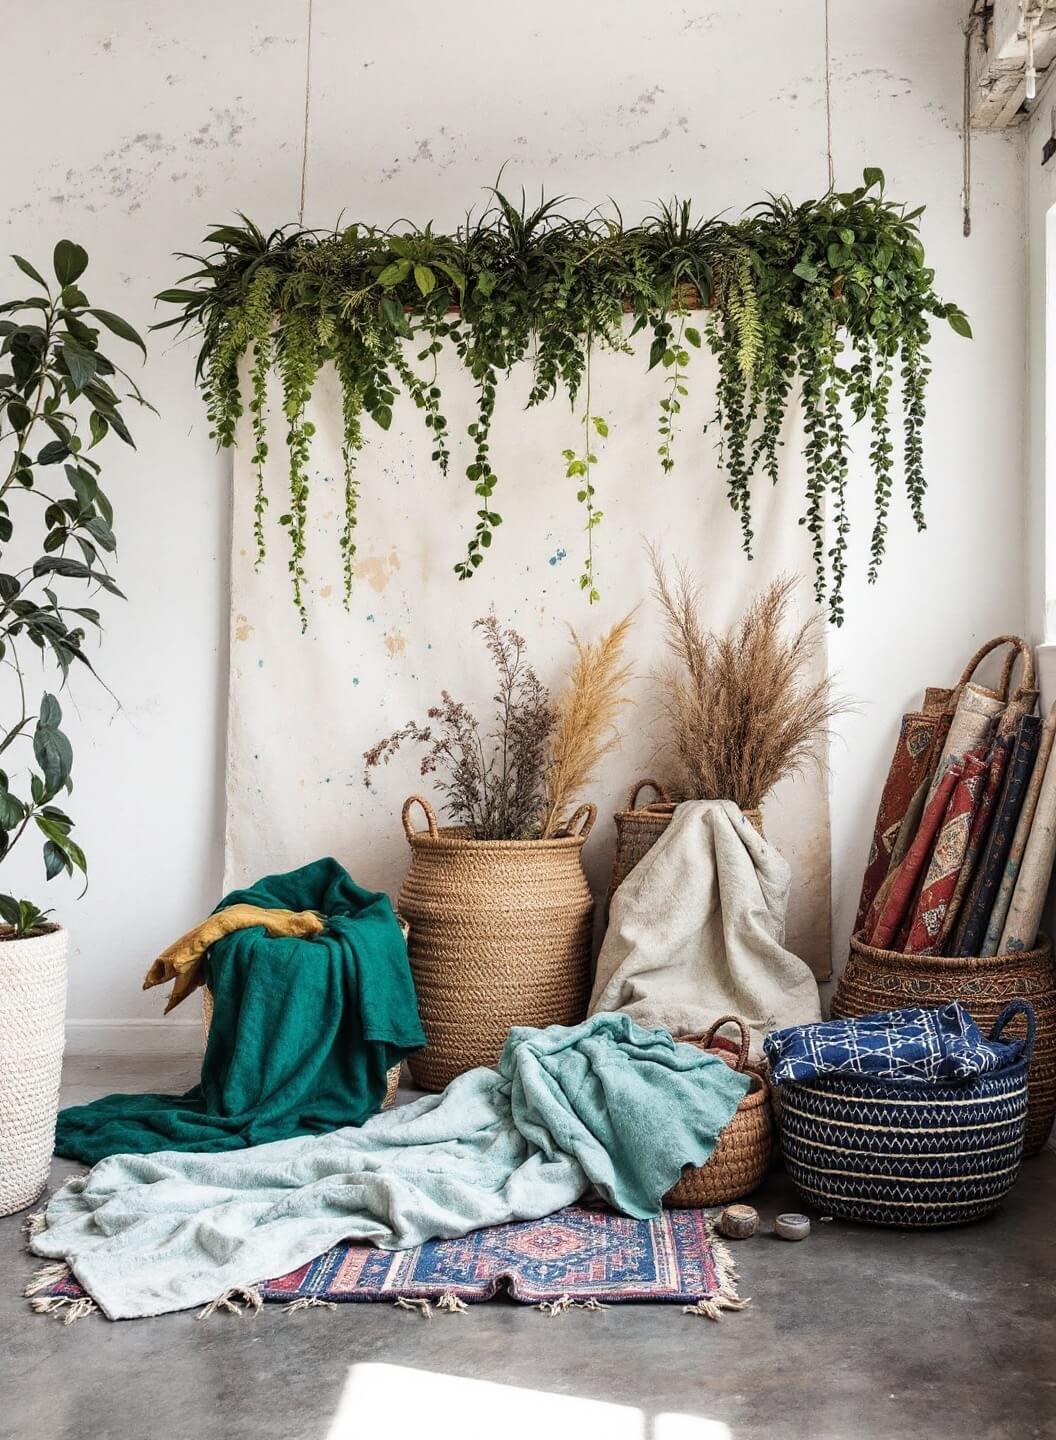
[[649, 546, 850, 811], [542, 612, 636, 837]]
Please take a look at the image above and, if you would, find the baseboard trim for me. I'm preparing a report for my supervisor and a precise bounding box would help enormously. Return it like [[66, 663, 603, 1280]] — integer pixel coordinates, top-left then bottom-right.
[[66, 1019, 203, 1057]]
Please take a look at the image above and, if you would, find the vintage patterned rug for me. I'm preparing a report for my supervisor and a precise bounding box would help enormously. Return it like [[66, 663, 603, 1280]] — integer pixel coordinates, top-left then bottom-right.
[[29, 1204, 746, 1320]]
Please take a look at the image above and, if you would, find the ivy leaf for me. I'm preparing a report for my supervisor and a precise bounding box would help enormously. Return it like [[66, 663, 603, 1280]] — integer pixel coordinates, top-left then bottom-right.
[[413, 265, 436, 297], [371, 404, 393, 431], [377, 260, 411, 288], [648, 336, 666, 370], [792, 261, 818, 282], [684, 327, 701, 348], [946, 309, 972, 339], [53, 240, 89, 286], [592, 416, 609, 438], [863, 166, 885, 190]]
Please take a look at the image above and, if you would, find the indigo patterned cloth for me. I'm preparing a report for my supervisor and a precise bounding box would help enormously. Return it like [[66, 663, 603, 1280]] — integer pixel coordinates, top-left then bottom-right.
[[764, 1002, 1024, 1085]]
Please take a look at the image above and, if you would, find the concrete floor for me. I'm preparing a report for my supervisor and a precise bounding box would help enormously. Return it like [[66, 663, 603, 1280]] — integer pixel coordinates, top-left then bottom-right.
[[2, 1056, 1054, 1440]]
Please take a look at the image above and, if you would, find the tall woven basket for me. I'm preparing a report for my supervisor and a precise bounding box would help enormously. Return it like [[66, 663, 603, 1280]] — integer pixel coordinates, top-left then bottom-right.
[[832, 931, 1056, 1155], [664, 1016, 773, 1208], [398, 795, 595, 1092], [608, 780, 764, 908], [779, 1000, 1033, 1227], [0, 925, 68, 1216]]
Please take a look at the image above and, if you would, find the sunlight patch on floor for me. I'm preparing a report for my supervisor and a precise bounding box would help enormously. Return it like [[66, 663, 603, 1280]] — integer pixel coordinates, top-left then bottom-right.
[[325, 1362, 732, 1440]]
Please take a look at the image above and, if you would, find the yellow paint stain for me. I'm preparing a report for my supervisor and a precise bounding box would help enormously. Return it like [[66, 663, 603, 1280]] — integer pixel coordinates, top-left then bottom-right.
[[355, 548, 401, 594], [234, 613, 253, 642], [384, 629, 406, 658]]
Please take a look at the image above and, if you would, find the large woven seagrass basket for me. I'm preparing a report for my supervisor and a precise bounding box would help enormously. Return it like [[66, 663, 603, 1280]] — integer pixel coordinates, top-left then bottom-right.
[[664, 1016, 773, 1208], [200, 913, 410, 1111], [608, 780, 764, 909], [398, 794, 595, 1092], [832, 931, 1056, 1154], [779, 1000, 1034, 1228]]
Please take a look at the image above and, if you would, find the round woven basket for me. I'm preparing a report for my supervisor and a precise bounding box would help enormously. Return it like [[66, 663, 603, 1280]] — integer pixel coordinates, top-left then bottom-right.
[[608, 780, 764, 909], [664, 1015, 773, 1208], [199, 911, 410, 1111], [0, 925, 67, 1216], [398, 795, 595, 1092], [779, 1000, 1033, 1228], [832, 931, 1056, 1155]]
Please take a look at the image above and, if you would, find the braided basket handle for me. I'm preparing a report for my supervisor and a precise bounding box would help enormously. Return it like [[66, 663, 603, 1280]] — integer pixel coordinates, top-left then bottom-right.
[[564, 803, 597, 839], [698, 1014, 752, 1072], [402, 795, 440, 841], [989, 999, 1037, 1064], [628, 778, 673, 810], [954, 635, 1035, 707]]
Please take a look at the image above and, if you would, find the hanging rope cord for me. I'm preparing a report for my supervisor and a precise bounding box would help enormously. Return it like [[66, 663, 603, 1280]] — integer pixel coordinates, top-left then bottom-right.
[[824, 0, 835, 190], [298, 0, 315, 226]]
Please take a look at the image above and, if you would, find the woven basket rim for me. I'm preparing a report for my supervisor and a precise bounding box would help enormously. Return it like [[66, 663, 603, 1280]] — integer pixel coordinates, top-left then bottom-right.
[[849, 929, 1053, 970], [405, 825, 589, 853], [613, 803, 764, 823]]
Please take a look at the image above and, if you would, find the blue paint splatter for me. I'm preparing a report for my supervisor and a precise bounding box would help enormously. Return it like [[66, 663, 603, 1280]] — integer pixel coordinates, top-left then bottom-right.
[[366, 613, 375, 622], [548, 548, 567, 567], [352, 677, 360, 687]]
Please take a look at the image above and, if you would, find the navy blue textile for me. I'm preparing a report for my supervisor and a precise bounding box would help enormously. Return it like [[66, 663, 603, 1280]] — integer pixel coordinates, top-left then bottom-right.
[[764, 1002, 1024, 1085]]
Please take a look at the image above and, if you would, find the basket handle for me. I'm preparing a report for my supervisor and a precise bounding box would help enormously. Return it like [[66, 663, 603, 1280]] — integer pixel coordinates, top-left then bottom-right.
[[988, 999, 1037, 1064], [953, 636, 1035, 707], [628, 778, 672, 810], [699, 1014, 752, 1072], [565, 803, 597, 839], [402, 795, 440, 841]]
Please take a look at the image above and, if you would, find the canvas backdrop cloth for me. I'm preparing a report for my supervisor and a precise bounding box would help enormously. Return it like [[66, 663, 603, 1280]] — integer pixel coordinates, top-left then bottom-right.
[[589, 800, 821, 1055], [31, 1014, 749, 1320], [224, 352, 832, 977]]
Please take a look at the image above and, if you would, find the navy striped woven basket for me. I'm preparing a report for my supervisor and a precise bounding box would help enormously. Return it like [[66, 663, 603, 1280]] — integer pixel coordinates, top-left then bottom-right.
[[778, 1000, 1034, 1228]]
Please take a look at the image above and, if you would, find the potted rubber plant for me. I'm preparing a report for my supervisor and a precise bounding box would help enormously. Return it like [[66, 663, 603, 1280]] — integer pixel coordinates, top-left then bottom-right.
[[0, 241, 147, 1214]]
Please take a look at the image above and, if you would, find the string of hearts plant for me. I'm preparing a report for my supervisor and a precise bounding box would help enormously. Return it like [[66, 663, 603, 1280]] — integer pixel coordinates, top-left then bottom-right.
[[156, 168, 969, 629]]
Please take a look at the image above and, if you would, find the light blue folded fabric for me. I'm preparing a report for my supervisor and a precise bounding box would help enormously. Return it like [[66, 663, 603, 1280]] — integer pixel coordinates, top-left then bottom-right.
[[32, 1012, 749, 1319], [764, 1002, 1023, 1085]]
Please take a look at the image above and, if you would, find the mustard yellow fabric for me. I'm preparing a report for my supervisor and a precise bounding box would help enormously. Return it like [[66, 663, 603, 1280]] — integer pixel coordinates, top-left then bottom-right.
[[142, 904, 326, 1013]]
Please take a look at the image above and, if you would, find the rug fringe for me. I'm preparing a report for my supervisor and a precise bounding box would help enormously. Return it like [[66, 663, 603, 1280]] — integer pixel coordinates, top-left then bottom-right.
[[394, 1296, 434, 1320], [435, 1292, 469, 1314], [22, 1209, 47, 1239], [682, 1290, 751, 1322], [283, 1296, 337, 1314], [536, 1293, 610, 1316], [29, 1294, 98, 1324], [197, 1286, 263, 1320], [24, 1262, 70, 1297]]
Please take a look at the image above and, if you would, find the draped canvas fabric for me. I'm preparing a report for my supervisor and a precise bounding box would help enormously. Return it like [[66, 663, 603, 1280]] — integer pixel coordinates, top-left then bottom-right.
[[223, 353, 833, 977]]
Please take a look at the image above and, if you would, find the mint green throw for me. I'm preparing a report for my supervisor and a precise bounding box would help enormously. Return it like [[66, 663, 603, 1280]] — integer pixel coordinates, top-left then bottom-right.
[[33, 1014, 750, 1319], [53, 859, 426, 1164]]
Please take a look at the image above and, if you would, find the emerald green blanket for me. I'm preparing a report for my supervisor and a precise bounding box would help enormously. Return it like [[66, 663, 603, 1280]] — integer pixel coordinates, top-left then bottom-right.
[[54, 859, 426, 1164]]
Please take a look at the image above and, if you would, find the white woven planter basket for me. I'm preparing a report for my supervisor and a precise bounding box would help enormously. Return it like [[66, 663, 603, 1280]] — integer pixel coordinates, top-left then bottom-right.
[[0, 925, 67, 1215]]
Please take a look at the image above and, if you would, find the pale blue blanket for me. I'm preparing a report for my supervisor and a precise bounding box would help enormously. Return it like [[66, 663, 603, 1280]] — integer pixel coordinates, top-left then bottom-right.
[[32, 1013, 749, 1319]]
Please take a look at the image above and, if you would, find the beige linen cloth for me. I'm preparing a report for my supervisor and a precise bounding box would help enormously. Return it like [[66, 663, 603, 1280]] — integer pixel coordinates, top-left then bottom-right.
[[589, 800, 821, 1058]]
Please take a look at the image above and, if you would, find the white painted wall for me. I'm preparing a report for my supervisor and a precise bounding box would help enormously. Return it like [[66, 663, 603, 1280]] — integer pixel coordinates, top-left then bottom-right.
[[1, 0, 1028, 1047]]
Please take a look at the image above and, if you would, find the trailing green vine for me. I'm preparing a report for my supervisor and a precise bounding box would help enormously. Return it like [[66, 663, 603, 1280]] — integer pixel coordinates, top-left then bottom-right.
[[156, 169, 969, 626]]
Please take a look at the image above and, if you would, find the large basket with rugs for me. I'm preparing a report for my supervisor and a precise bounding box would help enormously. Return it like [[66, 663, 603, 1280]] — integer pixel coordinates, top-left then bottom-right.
[[608, 779, 764, 909], [779, 1000, 1034, 1228], [200, 914, 411, 1111], [664, 1016, 773, 1208], [397, 795, 595, 1092], [832, 932, 1056, 1154]]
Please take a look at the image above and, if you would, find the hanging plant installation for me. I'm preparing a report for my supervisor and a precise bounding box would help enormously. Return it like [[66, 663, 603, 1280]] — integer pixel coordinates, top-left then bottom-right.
[[156, 169, 970, 628]]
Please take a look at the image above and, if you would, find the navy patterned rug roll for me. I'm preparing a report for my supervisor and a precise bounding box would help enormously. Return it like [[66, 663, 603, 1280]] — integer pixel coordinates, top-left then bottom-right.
[[778, 1001, 1033, 1227]]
